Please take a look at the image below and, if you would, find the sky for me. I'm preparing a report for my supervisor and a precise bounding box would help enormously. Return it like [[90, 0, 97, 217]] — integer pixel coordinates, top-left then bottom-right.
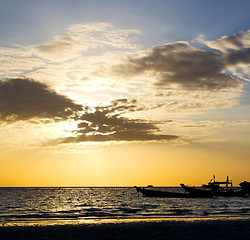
[[0, 0, 250, 187]]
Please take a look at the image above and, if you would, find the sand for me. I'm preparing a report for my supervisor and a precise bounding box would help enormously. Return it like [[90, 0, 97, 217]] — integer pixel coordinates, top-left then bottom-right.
[[0, 218, 249, 240]]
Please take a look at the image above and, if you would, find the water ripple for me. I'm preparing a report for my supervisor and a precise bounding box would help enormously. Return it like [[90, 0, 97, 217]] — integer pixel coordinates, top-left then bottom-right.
[[0, 187, 249, 224]]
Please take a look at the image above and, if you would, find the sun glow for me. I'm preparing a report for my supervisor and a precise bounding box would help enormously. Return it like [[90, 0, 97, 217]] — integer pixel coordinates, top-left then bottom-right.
[[0, 1, 250, 187]]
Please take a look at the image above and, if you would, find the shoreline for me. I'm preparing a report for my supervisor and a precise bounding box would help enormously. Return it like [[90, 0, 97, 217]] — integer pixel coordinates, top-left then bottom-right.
[[1, 215, 250, 227], [0, 218, 250, 240]]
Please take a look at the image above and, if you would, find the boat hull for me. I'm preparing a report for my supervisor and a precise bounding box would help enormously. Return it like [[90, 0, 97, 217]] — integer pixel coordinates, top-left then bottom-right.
[[135, 186, 212, 198], [180, 184, 214, 198], [180, 184, 246, 197]]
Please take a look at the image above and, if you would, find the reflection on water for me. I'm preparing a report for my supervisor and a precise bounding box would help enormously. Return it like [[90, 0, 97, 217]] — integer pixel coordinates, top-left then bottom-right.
[[0, 187, 249, 226]]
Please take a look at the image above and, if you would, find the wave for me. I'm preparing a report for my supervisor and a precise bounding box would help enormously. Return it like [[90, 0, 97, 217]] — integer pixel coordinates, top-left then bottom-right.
[[0, 187, 249, 225]]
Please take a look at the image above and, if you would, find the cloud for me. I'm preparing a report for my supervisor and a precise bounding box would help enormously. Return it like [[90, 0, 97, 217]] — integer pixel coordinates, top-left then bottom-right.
[[161, 119, 250, 144], [162, 100, 237, 113], [193, 34, 206, 44], [206, 30, 250, 68], [36, 34, 78, 61], [0, 22, 143, 100], [1, 25, 249, 122], [97, 98, 147, 114], [223, 48, 250, 66], [0, 78, 82, 122], [0, 46, 42, 79], [58, 99, 178, 143], [206, 30, 250, 53], [35, 22, 141, 61], [113, 41, 242, 91]]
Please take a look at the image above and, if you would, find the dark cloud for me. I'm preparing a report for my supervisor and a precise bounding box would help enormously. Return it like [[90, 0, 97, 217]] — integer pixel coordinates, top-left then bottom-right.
[[0, 78, 82, 122], [113, 42, 242, 90], [97, 98, 147, 114], [59, 99, 178, 143], [206, 30, 250, 67], [224, 48, 250, 66]]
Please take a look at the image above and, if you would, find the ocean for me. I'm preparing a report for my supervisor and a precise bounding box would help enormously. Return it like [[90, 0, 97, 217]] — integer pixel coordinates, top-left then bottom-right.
[[0, 187, 249, 226]]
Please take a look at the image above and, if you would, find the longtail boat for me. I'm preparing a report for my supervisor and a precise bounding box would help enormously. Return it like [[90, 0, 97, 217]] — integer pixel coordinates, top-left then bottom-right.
[[134, 186, 213, 198], [181, 176, 249, 197], [135, 176, 249, 198]]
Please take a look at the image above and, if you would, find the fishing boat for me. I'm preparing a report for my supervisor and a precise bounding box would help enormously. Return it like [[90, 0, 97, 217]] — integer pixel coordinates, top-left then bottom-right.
[[180, 184, 214, 197], [240, 181, 250, 195], [135, 176, 249, 198], [181, 176, 247, 197], [134, 186, 213, 198]]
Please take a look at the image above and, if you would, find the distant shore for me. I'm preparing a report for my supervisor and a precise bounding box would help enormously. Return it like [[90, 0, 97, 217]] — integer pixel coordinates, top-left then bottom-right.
[[0, 218, 249, 240]]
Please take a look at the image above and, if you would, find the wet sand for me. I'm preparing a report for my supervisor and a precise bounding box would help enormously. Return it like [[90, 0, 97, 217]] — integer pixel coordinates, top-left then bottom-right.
[[0, 218, 250, 240]]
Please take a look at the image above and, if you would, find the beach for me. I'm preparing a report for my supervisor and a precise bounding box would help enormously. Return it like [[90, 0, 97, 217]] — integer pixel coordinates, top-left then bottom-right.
[[1, 218, 250, 240]]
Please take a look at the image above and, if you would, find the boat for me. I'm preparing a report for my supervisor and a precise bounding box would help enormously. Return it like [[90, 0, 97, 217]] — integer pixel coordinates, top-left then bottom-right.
[[180, 184, 214, 197], [202, 175, 232, 191], [239, 181, 250, 195], [134, 186, 213, 198], [182, 176, 247, 197], [135, 176, 249, 198]]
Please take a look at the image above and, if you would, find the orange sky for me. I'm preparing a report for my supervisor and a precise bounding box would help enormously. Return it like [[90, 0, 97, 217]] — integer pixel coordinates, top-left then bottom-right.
[[0, 1, 250, 187], [1, 140, 249, 187]]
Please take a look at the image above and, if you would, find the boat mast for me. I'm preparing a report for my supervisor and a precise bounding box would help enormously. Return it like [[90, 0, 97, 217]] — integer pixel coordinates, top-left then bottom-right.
[[226, 176, 229, 191]]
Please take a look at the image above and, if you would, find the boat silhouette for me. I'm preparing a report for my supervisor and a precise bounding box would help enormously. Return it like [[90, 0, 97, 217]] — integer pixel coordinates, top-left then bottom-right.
[[135, 186, 213, 198], [135, 176, 250, 198]]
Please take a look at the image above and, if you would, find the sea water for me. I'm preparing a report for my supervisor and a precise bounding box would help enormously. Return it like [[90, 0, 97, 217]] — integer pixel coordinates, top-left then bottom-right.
[[0, 187, 249, 226]]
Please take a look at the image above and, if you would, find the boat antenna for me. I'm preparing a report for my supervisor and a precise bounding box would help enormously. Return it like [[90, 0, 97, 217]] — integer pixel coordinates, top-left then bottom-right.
[[226, 176, 229, 191]]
